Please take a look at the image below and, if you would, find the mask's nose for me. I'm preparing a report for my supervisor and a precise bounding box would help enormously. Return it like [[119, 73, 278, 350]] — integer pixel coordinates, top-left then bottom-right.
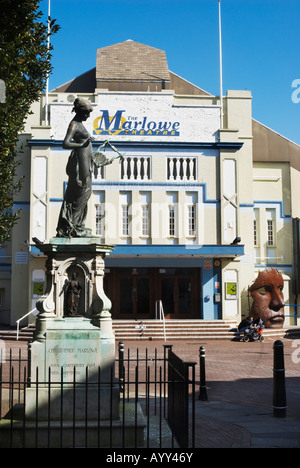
[[270, 289, 285, 312]]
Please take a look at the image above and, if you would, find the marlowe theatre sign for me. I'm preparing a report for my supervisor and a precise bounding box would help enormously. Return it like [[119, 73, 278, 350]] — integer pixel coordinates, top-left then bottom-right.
[[50, 93, 220, 142]]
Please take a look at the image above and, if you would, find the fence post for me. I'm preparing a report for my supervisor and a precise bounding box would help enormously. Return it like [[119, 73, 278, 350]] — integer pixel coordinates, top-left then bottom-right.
[[198, 346, 208, 401], [163, 344, 173, 417], [273, 340, 287, 418], [118, 341, 124, 393]]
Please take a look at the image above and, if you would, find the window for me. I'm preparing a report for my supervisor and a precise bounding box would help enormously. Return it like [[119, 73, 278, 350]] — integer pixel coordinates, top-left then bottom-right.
[[267, 220, 274, 246], [122, 205, 129, 236], [140, 192, 150, 239], [187, 193, 197, 237], [95, 192, 105, 239], [95, 204, 104, 237], [253, 208, 259, 246], [266, 209, 275, 246], [254, 218, 258, 246], [120, 192, 131, 238], [188, 206, 196, 236], [167, 192, 177, 239], [169, 205, 175, 236], [142, 205, 149, 236]]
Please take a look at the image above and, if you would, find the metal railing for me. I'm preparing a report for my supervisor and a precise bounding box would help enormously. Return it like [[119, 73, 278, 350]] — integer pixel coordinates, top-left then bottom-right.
[[155, 300, 166, 341], [0, 342, 196, 448], [16, 308, 38, 340]]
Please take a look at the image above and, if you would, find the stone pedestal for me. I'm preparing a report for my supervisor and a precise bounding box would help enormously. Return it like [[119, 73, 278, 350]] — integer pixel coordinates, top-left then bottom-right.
[[0, 238, 145, 448], [27, 317, 119, 421], [33, 238, 114, 338]]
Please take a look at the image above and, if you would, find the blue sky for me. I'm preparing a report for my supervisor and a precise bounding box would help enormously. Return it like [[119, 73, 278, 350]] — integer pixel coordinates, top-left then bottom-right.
[[41, 0, 300, 145]]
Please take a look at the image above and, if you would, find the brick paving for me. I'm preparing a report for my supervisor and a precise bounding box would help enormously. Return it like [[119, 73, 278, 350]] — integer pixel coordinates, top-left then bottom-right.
[[1, 334, 300, 447], [115, 336, 300, 414], [122, 335, 300, 447]]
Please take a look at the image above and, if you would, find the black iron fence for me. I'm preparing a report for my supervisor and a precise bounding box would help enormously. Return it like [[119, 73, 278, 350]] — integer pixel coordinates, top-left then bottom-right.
[[0, 342, 196, 448]]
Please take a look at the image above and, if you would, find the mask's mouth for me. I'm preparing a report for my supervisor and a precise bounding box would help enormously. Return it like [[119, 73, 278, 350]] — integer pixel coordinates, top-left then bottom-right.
[[269, 313, 284, 324]]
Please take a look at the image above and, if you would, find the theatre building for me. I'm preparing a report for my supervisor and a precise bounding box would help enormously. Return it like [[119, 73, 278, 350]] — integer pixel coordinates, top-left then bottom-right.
[[1, 40, 300, 333]]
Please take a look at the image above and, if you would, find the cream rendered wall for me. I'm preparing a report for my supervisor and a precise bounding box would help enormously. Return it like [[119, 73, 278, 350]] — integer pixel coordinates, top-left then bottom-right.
[[290, 166, 300, 219], [89, 143, 220, 247], [252, 162, 293, 323], [220, 91, 255, 321], [8, 133, 33, 325], [49, 149, 68, 238], [10, 206, 31, 325], [252, 162, 292, 267], [10, 104, 54, 325], [8, 89, 259, 326]]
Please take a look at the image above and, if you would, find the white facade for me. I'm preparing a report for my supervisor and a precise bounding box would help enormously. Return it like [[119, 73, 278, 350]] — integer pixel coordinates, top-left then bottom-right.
[[0, 72, 297, 328]]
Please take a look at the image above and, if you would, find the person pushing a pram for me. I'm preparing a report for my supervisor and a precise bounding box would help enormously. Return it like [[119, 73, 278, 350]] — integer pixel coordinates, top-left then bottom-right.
[[238, 316, 265, 342]]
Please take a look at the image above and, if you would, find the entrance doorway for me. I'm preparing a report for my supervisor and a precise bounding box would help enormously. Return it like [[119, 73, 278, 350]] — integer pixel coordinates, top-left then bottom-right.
[[158, 268, 199, 318], [119, 271, 152, 318], [104, 267, 201, 319]]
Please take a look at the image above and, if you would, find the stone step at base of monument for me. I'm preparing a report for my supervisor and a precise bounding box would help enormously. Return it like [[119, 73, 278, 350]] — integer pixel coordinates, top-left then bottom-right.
[[0, 402, 146, 448]]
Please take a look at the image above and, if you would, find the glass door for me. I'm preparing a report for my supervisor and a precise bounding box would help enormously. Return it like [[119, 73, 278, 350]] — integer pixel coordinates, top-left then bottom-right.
[[159, 268, 199, 318], [115, 269, 152, 318]]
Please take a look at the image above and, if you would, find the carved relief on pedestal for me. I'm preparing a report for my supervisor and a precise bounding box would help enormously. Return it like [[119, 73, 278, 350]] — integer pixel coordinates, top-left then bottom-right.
[[34, 242, 113, 337]]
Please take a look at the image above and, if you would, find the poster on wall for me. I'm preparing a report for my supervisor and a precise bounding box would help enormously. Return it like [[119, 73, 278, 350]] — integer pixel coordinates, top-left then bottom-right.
[[225, 282, 237, 300]]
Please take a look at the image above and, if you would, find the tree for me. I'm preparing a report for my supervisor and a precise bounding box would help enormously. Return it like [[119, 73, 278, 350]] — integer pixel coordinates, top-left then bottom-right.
[[0, 0, 59, 244]]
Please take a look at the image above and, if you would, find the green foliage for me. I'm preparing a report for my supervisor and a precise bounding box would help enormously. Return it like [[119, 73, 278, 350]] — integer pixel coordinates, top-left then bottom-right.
[[0, 0, 59, 244]]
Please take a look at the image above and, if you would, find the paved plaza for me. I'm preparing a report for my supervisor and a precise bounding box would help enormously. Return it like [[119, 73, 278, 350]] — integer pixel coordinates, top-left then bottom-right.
[[2, 333, 300, 448]]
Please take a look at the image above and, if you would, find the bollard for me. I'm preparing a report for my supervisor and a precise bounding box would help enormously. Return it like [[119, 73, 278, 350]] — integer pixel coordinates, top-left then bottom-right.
[[273, 340, 287, 418], [198, 346, 208, 401]]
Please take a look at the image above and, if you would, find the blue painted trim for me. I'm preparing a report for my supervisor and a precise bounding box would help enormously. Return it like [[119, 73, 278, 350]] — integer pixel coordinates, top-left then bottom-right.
[[253, 201, 291, 219], [92, 181, 220, 204], [28, 139, 243, 150], [13, 202, 30, 210], [30, 243, 244, 257], [53, 181, 220, 204], [110, 244, 244, 257]]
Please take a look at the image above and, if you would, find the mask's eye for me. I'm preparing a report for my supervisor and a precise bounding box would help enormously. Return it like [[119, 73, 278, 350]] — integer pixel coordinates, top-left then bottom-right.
[[257, 287, 267, 295]]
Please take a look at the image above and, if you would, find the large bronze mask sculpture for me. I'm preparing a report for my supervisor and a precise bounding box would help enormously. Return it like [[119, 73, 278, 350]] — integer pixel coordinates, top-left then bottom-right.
[[248, 269, 285, 329]]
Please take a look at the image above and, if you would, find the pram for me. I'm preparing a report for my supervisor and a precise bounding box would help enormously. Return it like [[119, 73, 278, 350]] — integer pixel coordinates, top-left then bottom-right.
[[242, 323, 264, 342]]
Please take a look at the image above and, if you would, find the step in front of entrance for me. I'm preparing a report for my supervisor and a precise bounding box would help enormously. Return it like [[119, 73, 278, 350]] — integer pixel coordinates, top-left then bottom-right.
[[112, 320, 288, 341], [0, 320, 288, 342], [112, 319, 239, 340]]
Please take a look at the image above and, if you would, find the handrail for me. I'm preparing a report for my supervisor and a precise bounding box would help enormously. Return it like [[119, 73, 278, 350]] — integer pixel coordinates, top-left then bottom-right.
[[155, 300, 166, 341], [16, 308, 38, 340]]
